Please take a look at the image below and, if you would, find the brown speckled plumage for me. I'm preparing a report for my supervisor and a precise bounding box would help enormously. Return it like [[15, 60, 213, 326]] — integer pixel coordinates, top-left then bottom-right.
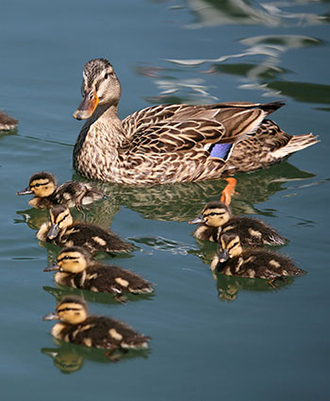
[[72, 58, 318, 185]]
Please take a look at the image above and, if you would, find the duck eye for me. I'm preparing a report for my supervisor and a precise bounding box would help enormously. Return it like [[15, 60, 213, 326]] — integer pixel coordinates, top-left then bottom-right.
[[104, 73, 109, 79]]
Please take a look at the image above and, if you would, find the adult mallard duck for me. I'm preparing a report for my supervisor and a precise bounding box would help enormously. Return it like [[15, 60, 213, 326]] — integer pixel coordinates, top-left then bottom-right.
[[189, 200, 286, 247], [44, 246, 154, 301], [37, 205, 132, 254], [210, 233, 305, 285], [72, 58, 318, 186], [42, 296, 150, 355], [17, 171, 104, 210]]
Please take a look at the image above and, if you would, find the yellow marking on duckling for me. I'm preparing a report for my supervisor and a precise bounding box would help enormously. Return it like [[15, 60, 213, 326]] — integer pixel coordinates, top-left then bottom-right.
[[247, 269, 256, 278], [51, 323, 66, 339], [90, 286, 99, 292], [222, 225, 235, 232], [109, 328, 123, 341], [82, 337, 92, 347], [92, 236, 107, 246], [248, 228, 262, 238], [86, 273, 98, 280], [62, 192, 72, 201], [269, 259, 281, 268], [242, 256, 256, 264], [115, 277, 129, 287]]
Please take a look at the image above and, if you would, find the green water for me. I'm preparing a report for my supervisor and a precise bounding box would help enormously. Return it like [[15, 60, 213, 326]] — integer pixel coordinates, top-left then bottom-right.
[[0, 1, 329, 400]]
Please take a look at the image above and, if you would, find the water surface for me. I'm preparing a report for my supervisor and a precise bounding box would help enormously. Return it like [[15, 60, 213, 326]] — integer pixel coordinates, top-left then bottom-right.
[[0, 1, 329, 400]]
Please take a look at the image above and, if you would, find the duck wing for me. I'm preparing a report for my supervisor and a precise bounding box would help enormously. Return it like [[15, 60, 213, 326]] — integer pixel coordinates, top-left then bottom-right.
[[122, 101, 285, 153]]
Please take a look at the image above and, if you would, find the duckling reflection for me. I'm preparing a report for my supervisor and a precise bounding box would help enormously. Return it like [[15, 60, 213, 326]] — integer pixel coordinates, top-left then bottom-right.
[[37, 205, 132, 255], [213, 273, 296, 302], [90, 161, 315, 223], [44, 247, 154, 303], [17, 171, 104, 210], [42, 296, 151, 359], [41, 342, 150, 373]]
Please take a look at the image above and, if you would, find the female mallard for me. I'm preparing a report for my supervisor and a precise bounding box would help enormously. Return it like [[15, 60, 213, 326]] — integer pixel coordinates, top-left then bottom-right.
[[210, 233, 305, 284], [72, 58, 318, 185], [17, 171, 104, 210], [42, 296, 150, 354], [0, 111, 17, 131], [189, 200, 286, 246], [44, 246, 154, 300], [37, 205, 132, 254]]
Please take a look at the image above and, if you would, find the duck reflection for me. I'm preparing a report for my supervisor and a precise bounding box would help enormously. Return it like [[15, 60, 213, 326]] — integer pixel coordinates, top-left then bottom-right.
[[15, 161, 315, 227], [41, 342, 150, 373]]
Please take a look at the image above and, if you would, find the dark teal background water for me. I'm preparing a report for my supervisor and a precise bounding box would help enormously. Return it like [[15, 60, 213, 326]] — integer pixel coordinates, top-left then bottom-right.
[[0, 1, 329, 400]]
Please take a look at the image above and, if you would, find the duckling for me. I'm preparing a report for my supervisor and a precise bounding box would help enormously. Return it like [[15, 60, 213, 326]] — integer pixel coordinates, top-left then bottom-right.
[[189, 201, 286, 247], [44, 246, 154, 300], [210, 233, 305, 284], [37, 205, 132, 254], [0, 111, 17, 131], [17, 171, 104, 210], [42, 296, 150, 355]]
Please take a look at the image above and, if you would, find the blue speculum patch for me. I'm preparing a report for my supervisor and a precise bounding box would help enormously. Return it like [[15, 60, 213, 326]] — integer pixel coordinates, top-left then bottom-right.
[[209, 143, 233, 160]]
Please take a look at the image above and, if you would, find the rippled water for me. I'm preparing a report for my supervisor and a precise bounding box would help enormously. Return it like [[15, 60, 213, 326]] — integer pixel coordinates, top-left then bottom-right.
[[1, 1, 329, 400]]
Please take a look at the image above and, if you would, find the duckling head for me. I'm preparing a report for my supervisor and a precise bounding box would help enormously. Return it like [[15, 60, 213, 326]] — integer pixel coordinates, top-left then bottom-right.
[[44, 246, 91, 274], [189, 201, 232, 227], [17, 172, 56, 198], [48, 205, 73, 239], [219, 233, 243, 262], [73, 58, 121, 120], [42, 296, 88, 325]]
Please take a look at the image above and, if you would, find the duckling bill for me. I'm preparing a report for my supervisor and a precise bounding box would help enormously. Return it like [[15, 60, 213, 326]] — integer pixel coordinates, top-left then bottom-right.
[[210, 233, 306, 284], [44, 246, 154, 300], [37, 205, 132, 254], [190, 201, 286, 247], [17, 171, 104, 210], [42, 296, 150, 353]]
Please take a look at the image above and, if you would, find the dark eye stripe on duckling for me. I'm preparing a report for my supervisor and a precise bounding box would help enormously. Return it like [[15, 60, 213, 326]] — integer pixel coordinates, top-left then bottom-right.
[[51, 211, 70, 225], [203, 210, 227, 217], [30, 179, 50, 188], [57, 251, 82, 263]]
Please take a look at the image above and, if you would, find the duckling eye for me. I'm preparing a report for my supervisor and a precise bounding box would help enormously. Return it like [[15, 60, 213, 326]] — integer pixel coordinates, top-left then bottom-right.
[[104, 73, 109, 79]]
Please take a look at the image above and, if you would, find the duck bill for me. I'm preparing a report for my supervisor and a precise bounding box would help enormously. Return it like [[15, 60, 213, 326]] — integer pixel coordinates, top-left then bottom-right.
[[42, 311, 59, 321], [218, 249, 229, 263], [188, 215, 205, 225], [43, 263, 60, 272], [17, 187, 33, 195], [73, 90, 99, 120], [47, 223, 59, 240]]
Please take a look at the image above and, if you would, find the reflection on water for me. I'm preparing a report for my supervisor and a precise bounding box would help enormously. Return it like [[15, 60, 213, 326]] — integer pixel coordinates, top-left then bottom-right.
[[43, 285, 154, 307], [41, 342, 150, 374], [164, 33, 325, 102], [15, 161, 315, 228], [184, 0, 329, 28], [213, 272, 296, 302]]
